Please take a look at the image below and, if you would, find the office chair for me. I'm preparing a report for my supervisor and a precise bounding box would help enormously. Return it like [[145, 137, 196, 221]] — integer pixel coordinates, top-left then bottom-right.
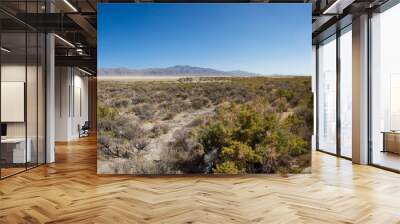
[[79, 121, 90, 138]]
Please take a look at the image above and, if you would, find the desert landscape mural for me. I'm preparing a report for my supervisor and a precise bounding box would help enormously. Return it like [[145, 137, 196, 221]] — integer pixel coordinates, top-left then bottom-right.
[[97, 4, 312, 174]]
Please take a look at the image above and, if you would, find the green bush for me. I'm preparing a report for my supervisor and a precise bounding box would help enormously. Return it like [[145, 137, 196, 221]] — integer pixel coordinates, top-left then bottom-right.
[[198, 100, 311, 174], [199, 123, 227, 153], [213, 161, 239, 174]]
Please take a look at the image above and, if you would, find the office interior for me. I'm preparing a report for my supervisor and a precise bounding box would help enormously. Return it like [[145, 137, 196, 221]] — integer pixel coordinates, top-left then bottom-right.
[[314, 1, 400, 172], [0, 0, 96, 179]]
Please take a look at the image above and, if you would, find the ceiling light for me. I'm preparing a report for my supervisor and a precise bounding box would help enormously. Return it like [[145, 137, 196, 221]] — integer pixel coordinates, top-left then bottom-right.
[[63, 0, 78, 12], [1, 47, 11, 53], [54, 34, 75, 48], [78, 67, 92, 76], [323, 0, 355, 15], [76, 48, 85, 55]]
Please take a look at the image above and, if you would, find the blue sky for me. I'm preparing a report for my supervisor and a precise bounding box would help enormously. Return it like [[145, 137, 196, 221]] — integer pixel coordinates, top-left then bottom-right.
[[98, 4, 311, 75]]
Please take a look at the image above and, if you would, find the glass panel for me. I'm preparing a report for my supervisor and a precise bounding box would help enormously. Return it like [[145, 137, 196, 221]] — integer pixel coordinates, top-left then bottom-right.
[[1, 31, 27, 177], [0, 1, 46, 178], [26, 0, 38, 169], [371, 4, 400, 171], [27, 31, 38, 169], [38, 33, 45, 165], [318, 36, 337, 154], [340, 28, 352, 158]]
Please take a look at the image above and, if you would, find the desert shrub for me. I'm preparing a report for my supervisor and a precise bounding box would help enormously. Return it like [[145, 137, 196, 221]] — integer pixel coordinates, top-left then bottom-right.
[[274, 98, 288, 112], [133, 137, 150, 152], [199, 123, 227, 153], [199, 101, 311, 174], [276, 89, 295, 102], [213, 161, 239, 174], [97, 105, 120, 134], [113, 119, 144, 140], [108, 157, 176, 174], [215, 141, 261, 173], [134, 103, 156, 120], [190, 96, 210, 110], [177, 92, 189, 100], [160, 129, 206, 173], [162, 111, 177, 120], [287, 136, 308, 157], [172, 129, 202, 153], [255, 144, 278, 173], [99, 137, 129, 158], [187, 116, 204, 127], [98, 134, 110, 147], [112, 99, 129, 108], [152, 91, 169, 102], [149, 123, 169, 138], [98, 134, 112, 158], [131, 94, 151, 104], [98, 104, 117, 121]]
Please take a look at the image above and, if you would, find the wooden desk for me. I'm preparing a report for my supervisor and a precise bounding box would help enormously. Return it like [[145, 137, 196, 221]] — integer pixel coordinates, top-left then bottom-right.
[[1, 138, 31, 164], [382, 131, 400, 154]]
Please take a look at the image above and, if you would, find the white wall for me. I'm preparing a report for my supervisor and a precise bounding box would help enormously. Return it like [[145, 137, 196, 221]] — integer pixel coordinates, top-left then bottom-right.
[[55, 67, 89, 141], [55, 67, 70, 141], [1, 65, 26, 139], [1, 63, 46, 164], [0, 65, 40, 137]]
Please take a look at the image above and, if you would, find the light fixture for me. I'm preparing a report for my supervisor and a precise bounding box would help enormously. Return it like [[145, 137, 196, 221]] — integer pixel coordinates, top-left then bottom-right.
[[76, 48, 86, 56], [54, 34, 75, 48], [322, 0, 355, 15], [78, 67, 93, 76], [63, 0, 78, 12], [1, 47, 11, 53]]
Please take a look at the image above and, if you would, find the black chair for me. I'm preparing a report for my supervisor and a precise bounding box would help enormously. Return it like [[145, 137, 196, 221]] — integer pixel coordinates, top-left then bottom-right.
[[79, 121, 90, 138]]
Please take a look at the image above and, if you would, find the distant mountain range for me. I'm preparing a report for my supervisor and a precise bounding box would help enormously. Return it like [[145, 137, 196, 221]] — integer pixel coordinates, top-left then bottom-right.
[[99, 65, 262, 77]]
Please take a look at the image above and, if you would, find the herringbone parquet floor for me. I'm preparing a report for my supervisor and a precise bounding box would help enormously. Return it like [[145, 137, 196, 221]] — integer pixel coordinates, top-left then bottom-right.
[[1, 135, 400, 224]]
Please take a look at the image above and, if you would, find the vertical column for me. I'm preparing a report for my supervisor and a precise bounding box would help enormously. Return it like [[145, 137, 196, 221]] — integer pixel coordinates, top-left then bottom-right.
[[45, 1, 55, 163], [46, 33, 55, 163], [352, 14, 369, 164], [336, 30, 341, 156], [312, 45, 317, 151]]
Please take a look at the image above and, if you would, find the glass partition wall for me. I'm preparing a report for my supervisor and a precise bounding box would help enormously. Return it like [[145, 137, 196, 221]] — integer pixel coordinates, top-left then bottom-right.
[[339, 27, 352, 159], [317, 35, 337, 155], [370, 3, 400, 171], [316, 25, 352, 159], [0, 5, 46, 179]]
